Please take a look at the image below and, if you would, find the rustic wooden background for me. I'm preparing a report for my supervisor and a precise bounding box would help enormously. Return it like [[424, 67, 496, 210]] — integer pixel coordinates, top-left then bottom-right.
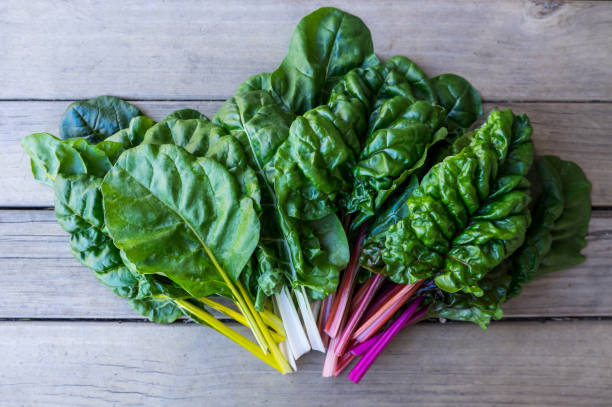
[[1, 1, 611, 405]]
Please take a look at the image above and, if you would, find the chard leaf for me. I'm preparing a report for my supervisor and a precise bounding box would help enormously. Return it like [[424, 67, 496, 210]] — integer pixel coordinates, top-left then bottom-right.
[[428, 267, 511, 329], [128, 296, 184, 324], [60, 96, 142, 143], [54, 173, 139, 299], [106, 115, 155, 148], [21, 132, 122, 186], [237, 7, 378, 114], [101, 144, 260, 298], [348, 101, 448, 218], [508, 155, 592, 297], [143, 118, 226, 157], [160, 108, 207, 122], [363, 110, 534, 296], [431, 74, 483, 132]]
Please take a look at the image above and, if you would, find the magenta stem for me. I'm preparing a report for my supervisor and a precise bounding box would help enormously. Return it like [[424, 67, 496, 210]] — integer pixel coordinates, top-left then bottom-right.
[[348, 298, 424, 384], [349, 332, 383, 356]]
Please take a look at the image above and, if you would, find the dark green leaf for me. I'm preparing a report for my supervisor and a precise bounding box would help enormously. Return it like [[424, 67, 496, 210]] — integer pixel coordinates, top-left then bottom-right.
[[363, 110, 534, 296], [431, 74, 483, 132], [60, 96, 142, 143], [508, 155, 592, 297]]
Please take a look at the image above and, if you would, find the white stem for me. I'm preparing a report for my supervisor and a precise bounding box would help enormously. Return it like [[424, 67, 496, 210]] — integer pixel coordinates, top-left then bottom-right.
[[274, 286, 310, 360], [279, 340, 297, 372], [295, 286, 325, 353]]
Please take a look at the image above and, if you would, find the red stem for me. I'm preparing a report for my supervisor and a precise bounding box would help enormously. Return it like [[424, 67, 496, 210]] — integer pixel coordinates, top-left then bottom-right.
[[318, 293, 334, 348], [352, 280, 423, 343], [324, 226, 367, 338], [333, 352, 357, 377], [334, 274, 384, 356], [362, 283, 403, 321]]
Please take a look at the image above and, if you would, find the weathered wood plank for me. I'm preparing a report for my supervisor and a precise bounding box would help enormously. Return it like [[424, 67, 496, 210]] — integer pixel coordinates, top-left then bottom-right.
[[1, 320, 610, 406], [0, 210, 610, 319], [1, 0, 611, 101], [3, 101, 612, 207]]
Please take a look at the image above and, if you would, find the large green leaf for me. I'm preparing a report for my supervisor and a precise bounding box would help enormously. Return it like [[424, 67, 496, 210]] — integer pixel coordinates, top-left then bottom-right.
[[362, 110, 534, 296], [54, 174, 139, 299], [431, 74, 483, 132], [236, 7, 378, 114], [60, 96, 142, 143], [101, 144, 260, 298], [508, 155, 592, 297]]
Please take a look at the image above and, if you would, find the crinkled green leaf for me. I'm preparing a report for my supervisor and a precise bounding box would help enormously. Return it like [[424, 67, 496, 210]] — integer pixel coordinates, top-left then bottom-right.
[[508, 155, 591, 297], [101, 144, 260, 298], [362, 110, 534, 296], [60, 96, 142, 143], [348, 101, 448, 218], [428, 267, 511, 329]]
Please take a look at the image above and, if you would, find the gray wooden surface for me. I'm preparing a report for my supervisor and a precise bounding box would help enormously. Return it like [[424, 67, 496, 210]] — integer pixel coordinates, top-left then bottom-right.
[[1, 0, 611, 405]]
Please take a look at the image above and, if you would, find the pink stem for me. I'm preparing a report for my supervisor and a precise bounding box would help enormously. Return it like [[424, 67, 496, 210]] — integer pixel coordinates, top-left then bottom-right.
[[322, 335, 340, 377], [334, 273, 384, 356], [352, 281, 422, 343], [324, 226, 367, 338]]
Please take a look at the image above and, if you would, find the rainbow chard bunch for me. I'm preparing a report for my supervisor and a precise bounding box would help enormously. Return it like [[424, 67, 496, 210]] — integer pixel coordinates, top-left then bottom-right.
[[22, 7, 591, 379]]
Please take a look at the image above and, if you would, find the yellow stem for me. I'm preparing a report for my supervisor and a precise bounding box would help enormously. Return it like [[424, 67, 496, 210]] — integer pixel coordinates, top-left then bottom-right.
[[236, 280, 292, 374], [174, 299, 281, 373], [261, 308, 286, 337], [199, 297, 284, 344], [200, 246, 269, 353]]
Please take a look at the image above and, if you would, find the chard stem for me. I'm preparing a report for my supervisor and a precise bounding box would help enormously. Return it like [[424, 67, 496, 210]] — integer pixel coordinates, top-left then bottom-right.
[[334, 273, 384, 356], [173, 299, 281, 373], [324, 225, 368, 338], [352, 280, 423, 343], [199, 297, 285, 344], [236, 280, 293, 374]]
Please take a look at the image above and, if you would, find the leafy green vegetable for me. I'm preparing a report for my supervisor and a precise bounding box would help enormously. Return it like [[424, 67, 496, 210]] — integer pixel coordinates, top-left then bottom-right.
[[106, 115, 155, 148], [508, 155, 592, 297], [431, 74, 483, 133], [348, 101, 448, 218], [430, 155, 591, 328], [60, 96, 142, 143], [101, 143, 260, 298], [236, 7, 378, 114], [362, 109, 534, 296]]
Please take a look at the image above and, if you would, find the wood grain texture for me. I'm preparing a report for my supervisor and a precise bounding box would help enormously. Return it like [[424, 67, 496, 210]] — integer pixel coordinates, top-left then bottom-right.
[[1, 0, 611, 101], [1, 320, 611, 406], [1, 210, 610, 319], [3, 101, 612, 207]]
